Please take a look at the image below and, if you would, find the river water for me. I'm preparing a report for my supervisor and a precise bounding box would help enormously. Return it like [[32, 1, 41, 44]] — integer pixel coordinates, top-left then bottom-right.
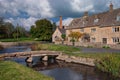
[[0, 46, 119, 80]]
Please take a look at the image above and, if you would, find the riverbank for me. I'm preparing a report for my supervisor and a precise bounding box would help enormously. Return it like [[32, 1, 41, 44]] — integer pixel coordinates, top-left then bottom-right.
[[32, 43, 120, 78], [0, 61, 53, 80], [0, 44, 4, 50], [0, 42, 120, 78]]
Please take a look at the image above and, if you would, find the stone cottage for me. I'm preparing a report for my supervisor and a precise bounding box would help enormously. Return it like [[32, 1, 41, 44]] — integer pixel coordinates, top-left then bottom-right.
[[52, 16, 66, 44], [66, 3, 120, 45]]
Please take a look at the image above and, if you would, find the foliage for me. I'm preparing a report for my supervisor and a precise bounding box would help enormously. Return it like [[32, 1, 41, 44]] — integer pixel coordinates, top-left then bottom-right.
[[0, 61, 53, 80], [68, 31, 83, 46], [0, 18, 28, 39], [30, 19, 53, 41], [0, 22, 14, 38], [95, 54, 120, 78], [61, 34, 66, 40], [102, 46, 110, 49], [52, 22, 57, 32], [69, 31, 83, 41]]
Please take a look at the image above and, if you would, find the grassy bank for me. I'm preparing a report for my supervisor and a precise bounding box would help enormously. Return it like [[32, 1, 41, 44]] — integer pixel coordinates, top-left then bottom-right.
[[0, 61, 53, 80], [31, 43, 80, 54], [95, 54, 120, 78], [33, 43, 120, 78], [0, 38, 34, 42], [32, 43, 120, 59]]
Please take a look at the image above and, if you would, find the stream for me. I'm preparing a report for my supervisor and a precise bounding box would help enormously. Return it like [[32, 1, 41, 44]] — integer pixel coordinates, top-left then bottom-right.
[[0, 46, 119, 80]]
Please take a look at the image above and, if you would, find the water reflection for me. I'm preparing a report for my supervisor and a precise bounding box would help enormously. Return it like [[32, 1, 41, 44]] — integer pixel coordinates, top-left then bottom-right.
[[0, 46, 31, 54], [5, 56, 119, 80], [26, 59, 119, 80]]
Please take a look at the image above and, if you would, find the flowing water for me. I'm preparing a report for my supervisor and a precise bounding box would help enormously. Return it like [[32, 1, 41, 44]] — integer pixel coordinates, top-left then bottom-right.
[[1, 46, 119, 80]]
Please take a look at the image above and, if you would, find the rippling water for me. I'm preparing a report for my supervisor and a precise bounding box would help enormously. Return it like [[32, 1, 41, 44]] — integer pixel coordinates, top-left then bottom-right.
[[1, 46, 119, 80]]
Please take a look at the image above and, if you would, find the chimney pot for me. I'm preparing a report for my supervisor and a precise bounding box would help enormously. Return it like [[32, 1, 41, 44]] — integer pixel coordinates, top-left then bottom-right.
[[84, 11, 88, 17], [109, 2, 113, 12], [59, 16, 62, 29]]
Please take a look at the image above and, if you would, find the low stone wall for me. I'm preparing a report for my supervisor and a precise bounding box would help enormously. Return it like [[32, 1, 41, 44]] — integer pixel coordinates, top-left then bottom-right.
[[62, 42, 120, 49], [56, 53, 95, 66]]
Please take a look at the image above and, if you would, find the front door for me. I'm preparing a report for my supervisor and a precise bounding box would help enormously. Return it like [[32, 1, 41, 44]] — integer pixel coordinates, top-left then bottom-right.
[[102, 38, 107, 44]]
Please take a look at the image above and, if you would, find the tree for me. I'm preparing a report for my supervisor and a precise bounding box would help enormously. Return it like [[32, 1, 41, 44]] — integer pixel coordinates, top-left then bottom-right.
[[30, 19, 53, 41], [61, 34, 66, 44], [0, 18, 14, 39], [30, 25, 36, 37], [12, 25, 27, 40], [69, 31, 83, 46], [52, 22, 57, 32]]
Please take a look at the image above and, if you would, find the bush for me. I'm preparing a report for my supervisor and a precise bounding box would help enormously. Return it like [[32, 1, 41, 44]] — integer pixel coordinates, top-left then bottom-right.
[[102, 46, 110, 49], [95, 54, 120, 78]]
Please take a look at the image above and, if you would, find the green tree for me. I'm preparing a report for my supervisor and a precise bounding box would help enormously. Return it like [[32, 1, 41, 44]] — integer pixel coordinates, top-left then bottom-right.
[[61, 34, 66, 44], [69, 31, 83, 46], [0, 18, 14, 39], [12, 25, 27, 40], [30, 19, 53, 41], [30, 25, 36, 37]]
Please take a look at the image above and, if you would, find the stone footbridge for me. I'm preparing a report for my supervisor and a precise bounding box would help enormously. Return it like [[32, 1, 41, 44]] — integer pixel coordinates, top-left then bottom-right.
[[0, 51, 61, 62]]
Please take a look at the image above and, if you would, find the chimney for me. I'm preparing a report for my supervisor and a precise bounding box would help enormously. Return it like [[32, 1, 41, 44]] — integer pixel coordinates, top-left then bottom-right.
[[59, 16, 62, 29], [84, 11, 88, 17], [109, 2, 113, 12]]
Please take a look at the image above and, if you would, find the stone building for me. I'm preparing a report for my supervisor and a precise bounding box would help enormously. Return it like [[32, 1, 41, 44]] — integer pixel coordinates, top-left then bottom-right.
[[66, 3, 120, 45], [52, 16, 66, 43]]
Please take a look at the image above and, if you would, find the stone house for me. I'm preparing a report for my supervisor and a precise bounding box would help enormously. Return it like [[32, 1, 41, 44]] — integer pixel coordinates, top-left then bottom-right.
[[52, 16, 66, 43], [66, 3, 120, 45]]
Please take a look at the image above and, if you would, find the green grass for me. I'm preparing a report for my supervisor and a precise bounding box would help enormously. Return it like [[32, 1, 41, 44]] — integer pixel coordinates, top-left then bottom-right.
[[95, 54, 120, 78], [32, 43, 120, 59], [32, 43, 80, 53], [33, 43, 120, 78], [0, 61, 53, 80], [0, 38, 34, 42]]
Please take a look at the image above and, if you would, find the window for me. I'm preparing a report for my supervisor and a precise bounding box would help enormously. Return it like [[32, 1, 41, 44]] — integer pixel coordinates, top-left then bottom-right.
[[112, 27, 119, 32], [91, 28, 96, 32], [103, 38, 107, 44], [91, 38, 96, 42], [116, 16, 120, 21], [80, 29, 84, 32], [94, 18, 99, 23], [112, 37, 119, 43]]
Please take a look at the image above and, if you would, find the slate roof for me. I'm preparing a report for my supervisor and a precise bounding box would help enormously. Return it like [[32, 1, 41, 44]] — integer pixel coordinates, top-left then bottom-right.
[[58, 27, 66, 34], [66, 8, 120, 29]]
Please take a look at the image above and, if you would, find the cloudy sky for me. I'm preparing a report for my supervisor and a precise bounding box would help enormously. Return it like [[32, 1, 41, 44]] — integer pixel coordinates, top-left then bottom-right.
[[0, 0, 120, 30]]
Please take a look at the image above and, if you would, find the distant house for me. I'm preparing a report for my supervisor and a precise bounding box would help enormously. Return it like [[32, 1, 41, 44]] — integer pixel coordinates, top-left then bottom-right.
[[52, 16, 66, 43], [66, 3, 120, 44]]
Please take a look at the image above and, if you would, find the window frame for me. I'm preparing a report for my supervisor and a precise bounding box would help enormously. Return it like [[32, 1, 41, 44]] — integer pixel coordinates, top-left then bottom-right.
[[112, 27, 119, 32], [116, 16, 120, 21], [112, 37, 119, 43], [91, 28, 96, 32]]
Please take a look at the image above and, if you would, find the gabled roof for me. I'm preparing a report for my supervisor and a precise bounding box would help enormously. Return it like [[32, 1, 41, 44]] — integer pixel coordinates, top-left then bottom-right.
[[58, 27, 66, 34], [66, 8, 120, 29]]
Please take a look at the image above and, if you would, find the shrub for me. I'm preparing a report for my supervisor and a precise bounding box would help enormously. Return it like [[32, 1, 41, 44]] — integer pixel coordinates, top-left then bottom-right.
[[95, 54, 120, 78], [102, 46, 110, 49]]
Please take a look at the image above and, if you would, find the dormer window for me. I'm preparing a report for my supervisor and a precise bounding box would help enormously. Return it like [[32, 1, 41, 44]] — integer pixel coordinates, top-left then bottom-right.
[[112, 27, 119, 32], [116, 16, 120, 21], [94, 18, 99, 23]]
